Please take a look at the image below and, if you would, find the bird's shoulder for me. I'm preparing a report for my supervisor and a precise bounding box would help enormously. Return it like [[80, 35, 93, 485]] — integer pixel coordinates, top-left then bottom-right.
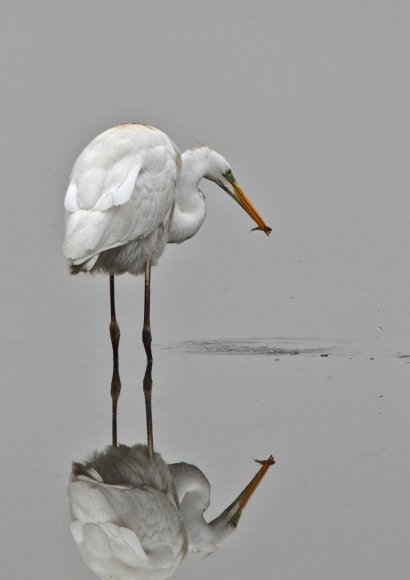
[[65, 124, 180, 213]]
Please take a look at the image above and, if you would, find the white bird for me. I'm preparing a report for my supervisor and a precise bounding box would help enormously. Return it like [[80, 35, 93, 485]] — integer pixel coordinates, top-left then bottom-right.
[[68, 444, 274, 580], [63, 124, 271, 444]]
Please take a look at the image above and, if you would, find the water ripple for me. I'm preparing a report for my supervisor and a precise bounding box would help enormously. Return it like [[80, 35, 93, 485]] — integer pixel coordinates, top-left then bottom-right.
[[166, 338, 330, 356]]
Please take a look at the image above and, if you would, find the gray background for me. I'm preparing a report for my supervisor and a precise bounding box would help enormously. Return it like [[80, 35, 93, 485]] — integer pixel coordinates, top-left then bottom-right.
[[1, 1, 409, 578]]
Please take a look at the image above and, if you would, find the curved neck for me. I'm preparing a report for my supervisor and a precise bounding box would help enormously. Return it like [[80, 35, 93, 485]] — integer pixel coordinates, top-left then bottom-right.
[[179, 147, 212, 194], [179, 496, 232, 554], [167, 148, 211, 244], [169, 463, 233, 553]]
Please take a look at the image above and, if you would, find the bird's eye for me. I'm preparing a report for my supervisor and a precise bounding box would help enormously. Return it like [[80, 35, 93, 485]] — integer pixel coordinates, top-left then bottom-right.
[[230, 522, 237, 529], [223, 168, 234, 183]]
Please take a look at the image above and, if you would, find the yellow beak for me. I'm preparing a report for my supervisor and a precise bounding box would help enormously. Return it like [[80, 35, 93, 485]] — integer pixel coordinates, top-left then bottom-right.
[[222, 455, 275, 529], [237, 455, 275, 510], [233, 182, 272, 236]]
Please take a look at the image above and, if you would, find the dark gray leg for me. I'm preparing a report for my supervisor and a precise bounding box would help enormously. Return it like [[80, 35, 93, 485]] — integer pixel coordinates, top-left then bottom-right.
[[109, 274, 121, 447], [142, 259, 153, 362], [142, 260, 154, 460], [143, 360, 154, 460]]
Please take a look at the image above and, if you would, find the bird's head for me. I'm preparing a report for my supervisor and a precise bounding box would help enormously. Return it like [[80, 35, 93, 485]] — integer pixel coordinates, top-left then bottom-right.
[[202, 149, 272, 236]]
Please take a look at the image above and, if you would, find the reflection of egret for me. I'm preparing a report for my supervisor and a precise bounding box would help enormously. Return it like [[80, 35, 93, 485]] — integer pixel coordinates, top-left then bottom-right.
[[68, 444, 274, 579], [63, 124, 271, 445]]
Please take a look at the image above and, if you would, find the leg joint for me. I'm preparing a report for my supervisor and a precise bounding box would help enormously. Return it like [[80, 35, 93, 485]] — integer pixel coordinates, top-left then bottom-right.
[[110, 320, 121, 342]]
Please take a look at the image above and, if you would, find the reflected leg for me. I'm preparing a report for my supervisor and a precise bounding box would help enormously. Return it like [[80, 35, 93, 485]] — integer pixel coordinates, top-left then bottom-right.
[[143, 360, 154, 460], [109, 274, 121, 447]]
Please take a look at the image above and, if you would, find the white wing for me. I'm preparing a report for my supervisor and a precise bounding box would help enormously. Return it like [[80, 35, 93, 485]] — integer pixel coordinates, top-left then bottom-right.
[[68, 475, 187, 579], [63, 124, 180, 265]]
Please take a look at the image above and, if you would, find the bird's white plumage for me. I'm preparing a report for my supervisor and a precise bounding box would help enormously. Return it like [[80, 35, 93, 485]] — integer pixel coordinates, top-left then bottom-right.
[[63, 122, 271, 276], [68, 445, 188, 580], [63, 124, 180, 274], [68, 444, 270, 579]]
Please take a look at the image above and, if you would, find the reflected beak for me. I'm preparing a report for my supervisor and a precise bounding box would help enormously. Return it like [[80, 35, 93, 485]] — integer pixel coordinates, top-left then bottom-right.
[[225, 455, 275, 526], [231, 182, 272, 236], [237, 455, 275, 510]]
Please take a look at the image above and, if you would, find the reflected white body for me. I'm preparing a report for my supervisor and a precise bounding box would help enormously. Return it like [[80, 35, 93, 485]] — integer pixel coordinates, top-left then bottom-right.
[[68, 445, 242, 580], [63, 124, 270, 275], [68, 445, 186, 580]]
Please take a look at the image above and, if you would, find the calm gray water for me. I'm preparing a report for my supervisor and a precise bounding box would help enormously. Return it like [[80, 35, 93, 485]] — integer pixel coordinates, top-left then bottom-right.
[[1, 1, 410, 579]]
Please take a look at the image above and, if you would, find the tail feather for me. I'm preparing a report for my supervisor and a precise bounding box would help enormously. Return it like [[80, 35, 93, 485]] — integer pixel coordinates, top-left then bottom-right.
[[67, 255, 99, 274]]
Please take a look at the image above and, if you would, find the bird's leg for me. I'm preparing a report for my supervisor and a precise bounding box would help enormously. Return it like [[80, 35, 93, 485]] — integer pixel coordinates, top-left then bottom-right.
[[142, 260, 154, 459], [109, 274, 121, 447], [143, 359, 154, 460], [142, 259, 153, 362]]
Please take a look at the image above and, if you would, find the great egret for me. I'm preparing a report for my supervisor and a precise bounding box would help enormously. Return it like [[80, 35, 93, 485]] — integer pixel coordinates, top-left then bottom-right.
[[68, 444, 275, 580], [63, 124, 271, 444]]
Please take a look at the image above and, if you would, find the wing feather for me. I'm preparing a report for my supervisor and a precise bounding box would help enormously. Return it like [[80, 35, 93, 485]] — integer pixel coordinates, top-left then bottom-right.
[[64, 183, 79, 212], [68, 476, 186, 577], [63, 125, 180, 264], [75, 522, 148, 578], [93, 162, 141, 211]]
